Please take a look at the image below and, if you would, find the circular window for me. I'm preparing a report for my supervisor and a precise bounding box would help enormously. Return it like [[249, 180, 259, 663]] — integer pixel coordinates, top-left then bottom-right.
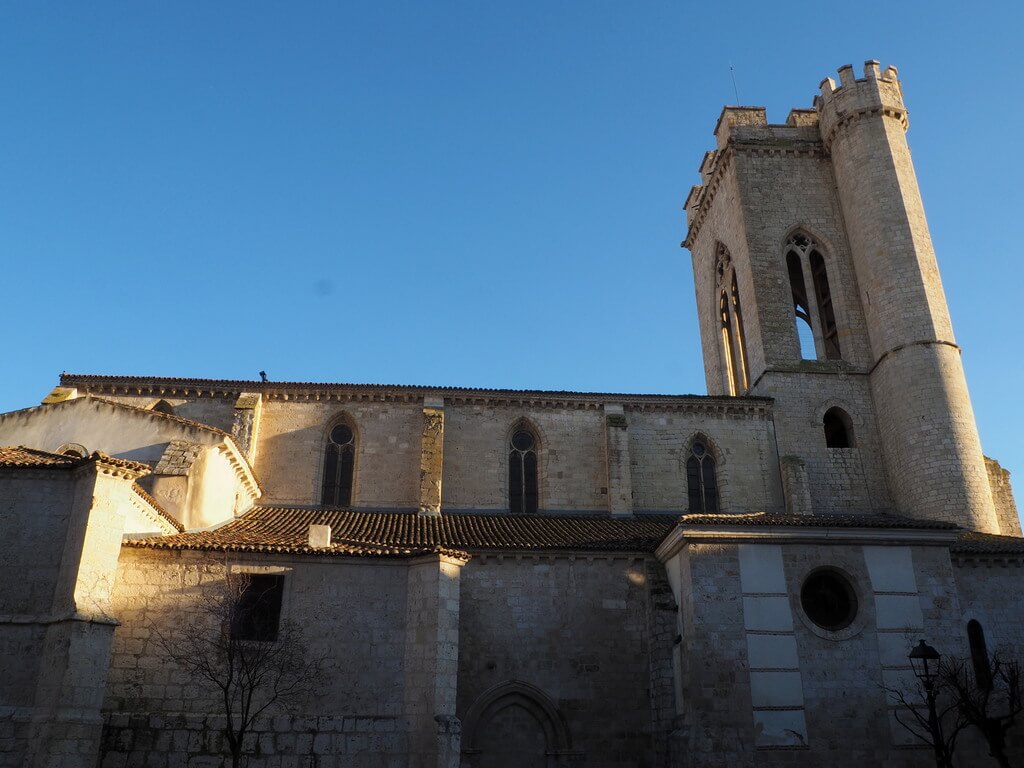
[[330, 424, 354, 446], [692, 441, 706, 457], [511, 431, 534, 452], [800, 569, 858, 631]]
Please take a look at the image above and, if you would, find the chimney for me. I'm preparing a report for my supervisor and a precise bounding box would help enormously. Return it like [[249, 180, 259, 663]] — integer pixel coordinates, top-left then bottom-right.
[[308, 524, 332, 548]]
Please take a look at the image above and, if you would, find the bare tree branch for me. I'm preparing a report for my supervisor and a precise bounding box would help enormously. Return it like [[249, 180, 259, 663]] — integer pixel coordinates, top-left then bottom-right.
[[151, 565, 326, 768]]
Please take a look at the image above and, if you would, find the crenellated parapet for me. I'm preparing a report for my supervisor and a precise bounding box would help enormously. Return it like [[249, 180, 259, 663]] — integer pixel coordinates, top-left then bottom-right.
[[683, 60, 903, 249], [815, 61, 906, 149]]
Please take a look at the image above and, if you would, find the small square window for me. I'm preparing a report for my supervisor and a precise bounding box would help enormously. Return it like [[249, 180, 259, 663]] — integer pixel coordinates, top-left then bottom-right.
[[231, 574, 284, 642]]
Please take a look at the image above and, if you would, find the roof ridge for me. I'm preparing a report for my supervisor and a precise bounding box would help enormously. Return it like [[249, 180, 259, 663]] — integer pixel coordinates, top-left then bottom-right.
[[88, 397, 231, 436], [60, 372, 771, 403]]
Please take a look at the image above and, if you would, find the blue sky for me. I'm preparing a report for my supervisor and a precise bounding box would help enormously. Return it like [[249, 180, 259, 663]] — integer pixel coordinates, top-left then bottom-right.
[[2, 3, 1022, 486]]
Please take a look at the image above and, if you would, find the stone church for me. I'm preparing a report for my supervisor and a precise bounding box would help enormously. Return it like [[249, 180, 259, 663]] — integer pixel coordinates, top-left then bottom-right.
[[1, 62, 1021, 768]]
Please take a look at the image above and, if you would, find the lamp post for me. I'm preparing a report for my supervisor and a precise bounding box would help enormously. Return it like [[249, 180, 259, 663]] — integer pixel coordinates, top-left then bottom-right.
[[909, 639, 947, 768]]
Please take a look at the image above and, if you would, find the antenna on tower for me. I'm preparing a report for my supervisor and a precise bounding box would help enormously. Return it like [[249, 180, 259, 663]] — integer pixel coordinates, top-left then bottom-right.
[[730, 63, 740, 105]]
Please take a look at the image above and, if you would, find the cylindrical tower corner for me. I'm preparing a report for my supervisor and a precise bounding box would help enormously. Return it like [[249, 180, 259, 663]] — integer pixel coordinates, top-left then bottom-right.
[[819, 62, 998, 532]]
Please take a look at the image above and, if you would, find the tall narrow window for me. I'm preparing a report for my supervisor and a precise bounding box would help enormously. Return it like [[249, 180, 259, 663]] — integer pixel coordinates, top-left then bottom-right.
[[720, 292, 737, 395], [509, 427, 539, 514], [810, 251, 841, 359], [715, 243, 749, 395], [785, 233, 843, 361], [787, 251, 817, 360], [730, 274, 750, 391], [967, 620, 992, 690], [322, 422, 356, 507], [686, 438, 719, 513], [823, 407, 854, 448]]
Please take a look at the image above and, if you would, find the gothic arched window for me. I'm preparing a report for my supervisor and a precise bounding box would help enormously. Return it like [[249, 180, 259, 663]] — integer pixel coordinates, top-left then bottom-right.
[[509, 425, 539, 514], [823, 407, 854, 448], [686, 438, 719, 513], [731, 274, 750, 391], [720, 292, 738, 395], [715, 244, 750, 394], [322, 421, 356, 507], [785, 233, 842, 361], [787, 251, 816, 360], [967, 620, 992, 691]]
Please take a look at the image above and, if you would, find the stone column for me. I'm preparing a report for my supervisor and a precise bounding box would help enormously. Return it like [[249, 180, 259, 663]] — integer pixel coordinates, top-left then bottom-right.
[[603, 404, 633, 516], [402, 553, 466, 768], [419, 398, 445, 516]]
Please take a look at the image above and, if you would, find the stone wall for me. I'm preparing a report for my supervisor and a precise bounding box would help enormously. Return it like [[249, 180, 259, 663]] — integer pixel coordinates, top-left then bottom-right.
[[664, 538, 973, 767], [986, 457, 1022, 537], [456, 554, 670, 767], [256, 399, 423, 508], [627, 406, 781, 514], [105, 549, 411, 718]]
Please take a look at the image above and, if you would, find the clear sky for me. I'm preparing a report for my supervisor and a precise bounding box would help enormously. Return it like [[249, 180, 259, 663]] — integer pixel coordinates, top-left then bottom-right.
[[2, 3, 1022, 487]]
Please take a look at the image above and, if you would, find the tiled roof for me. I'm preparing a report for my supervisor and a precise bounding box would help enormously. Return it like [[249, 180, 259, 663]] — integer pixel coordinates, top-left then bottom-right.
[[952, 531, 1024, 555], [125, 507, 680, 557], [678, 512, 959, 530], [0, 446, 150, 475], [60, 373, 768, 405], [0, 446, 80, 467], [131, 483, 184, 533]]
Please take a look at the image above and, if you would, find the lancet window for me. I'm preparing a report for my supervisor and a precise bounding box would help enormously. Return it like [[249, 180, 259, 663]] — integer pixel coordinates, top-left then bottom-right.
[[785, 233, 842, 361], [686, 437, 719, 514], [509, 424, 539, 514], [715, 244, 750, 394], [322, 420, 356, 507]]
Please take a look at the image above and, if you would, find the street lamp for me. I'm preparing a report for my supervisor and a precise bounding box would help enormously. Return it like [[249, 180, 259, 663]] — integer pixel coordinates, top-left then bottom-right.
[[908, 639, 947, 768]]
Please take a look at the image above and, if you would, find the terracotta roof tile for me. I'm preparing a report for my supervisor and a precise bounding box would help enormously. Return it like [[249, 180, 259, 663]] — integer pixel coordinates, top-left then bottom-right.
[[125, 507, 680, 557], [0, 446, 81, 468], [952, 531, 1024, 555], [0, 446, 150, 475], [678, 512, 958, 530]]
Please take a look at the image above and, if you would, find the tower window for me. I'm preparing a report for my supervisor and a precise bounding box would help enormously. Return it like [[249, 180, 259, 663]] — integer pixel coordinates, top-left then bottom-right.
[[810, 251, 841, 359], [967, 620, 992, 691], [686, 438, 719, 513], [720, 292, 738, 395], [787, 251, 817, 360], [322, 422, 356, 507], [731, 274, 750, 391], [715, 244, 749, 394], [786, 233, 842, 361], [151, 399, 175, 415], [823, 407, 854, 448], [509, 427, 539, 514]]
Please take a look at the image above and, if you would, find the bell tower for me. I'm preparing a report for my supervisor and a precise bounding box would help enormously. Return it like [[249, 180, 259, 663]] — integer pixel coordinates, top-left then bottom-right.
[[683, 62, 999, 533]]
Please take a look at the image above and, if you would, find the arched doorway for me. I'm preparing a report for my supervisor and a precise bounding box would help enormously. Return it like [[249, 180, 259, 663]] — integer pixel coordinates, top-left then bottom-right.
[[461, 681, 575, 767]]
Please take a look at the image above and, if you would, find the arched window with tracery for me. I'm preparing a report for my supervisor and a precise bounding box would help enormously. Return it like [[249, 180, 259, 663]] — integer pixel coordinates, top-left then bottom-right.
[[509, 424, 539, 514], [686, 437, 719, 513], [967, 620, 992, 690], [715, 243, 750, 394], [322, 420, 356, 507], [785, 233, 842, 361], [823, 407, 854, 449]]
